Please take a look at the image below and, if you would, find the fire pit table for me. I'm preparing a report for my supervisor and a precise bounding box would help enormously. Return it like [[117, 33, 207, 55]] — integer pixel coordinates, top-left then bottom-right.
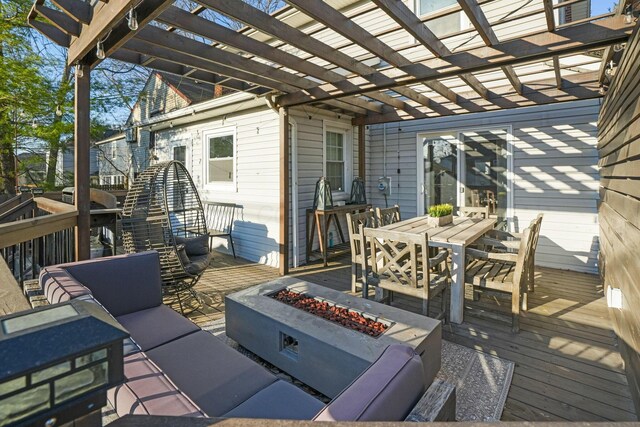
[[225, 277, 442, 398]]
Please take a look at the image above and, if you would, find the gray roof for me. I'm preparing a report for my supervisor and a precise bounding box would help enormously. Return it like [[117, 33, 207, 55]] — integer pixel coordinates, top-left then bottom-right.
[[159, 73, 216, 104]]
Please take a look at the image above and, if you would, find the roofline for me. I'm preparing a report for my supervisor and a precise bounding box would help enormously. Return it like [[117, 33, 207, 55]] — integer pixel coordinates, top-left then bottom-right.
[[137, 91, 265, 131]]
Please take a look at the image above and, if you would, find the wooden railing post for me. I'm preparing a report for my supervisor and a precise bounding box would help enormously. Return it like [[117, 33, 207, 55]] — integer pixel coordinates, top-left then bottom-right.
[[75, 64, 91, 261]]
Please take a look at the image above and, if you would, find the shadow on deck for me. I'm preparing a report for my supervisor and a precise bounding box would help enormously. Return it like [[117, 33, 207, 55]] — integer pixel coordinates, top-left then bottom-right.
[[186, 252, 636, 422]]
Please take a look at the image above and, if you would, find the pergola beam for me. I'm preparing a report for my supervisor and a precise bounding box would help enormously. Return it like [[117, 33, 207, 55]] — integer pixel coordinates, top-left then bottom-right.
[[195, 0, 432, 114], [34, 4, 80, 36], [110, 50, 261, 94], [51, 0, 92, 24], [553, 56, 563, 89], [542, 0, 555, 31], [355, 72, 601, 125], [457, 0, 523, 95], [278, 16, 632, 107], [67, 0, 173, 67], [28, 19, 71, 47]]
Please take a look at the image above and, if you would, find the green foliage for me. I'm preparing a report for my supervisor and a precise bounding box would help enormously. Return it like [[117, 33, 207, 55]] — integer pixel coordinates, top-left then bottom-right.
[[428, 203, 453, 217]]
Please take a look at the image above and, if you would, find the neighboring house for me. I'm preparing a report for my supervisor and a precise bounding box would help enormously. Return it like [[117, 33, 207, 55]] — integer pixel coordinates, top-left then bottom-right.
[[113, 0, 596, 273], [96, 72, 216, 186], [50, 140, 99, 187]]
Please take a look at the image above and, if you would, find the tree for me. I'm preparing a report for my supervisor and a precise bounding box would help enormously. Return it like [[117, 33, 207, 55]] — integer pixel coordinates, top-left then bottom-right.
[[0, 0, 50, 195]]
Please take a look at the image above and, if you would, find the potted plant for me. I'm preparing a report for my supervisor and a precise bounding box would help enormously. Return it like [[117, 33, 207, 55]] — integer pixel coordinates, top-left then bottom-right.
[[427, 203, 454, 227]]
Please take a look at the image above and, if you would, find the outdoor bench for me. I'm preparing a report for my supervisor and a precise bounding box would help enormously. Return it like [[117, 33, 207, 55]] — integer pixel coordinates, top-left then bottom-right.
[[39, 251, 454, 422]]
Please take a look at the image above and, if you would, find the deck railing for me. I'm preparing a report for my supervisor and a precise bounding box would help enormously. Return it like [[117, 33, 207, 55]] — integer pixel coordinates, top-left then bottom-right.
[[0, 197, 78, 284]]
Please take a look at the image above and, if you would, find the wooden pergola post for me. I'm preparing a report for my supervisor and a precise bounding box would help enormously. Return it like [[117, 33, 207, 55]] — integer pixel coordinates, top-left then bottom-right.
[[358, 124, 365, 179], [279, 107, 290, 276], [74, 64, 91, 261]]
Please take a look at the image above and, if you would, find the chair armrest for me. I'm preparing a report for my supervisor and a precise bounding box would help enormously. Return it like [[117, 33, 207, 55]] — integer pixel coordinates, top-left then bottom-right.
[[466, 248, 518, 263], [405, 379, 456, 422], [428, 250, 449, 269], [477, 237, 520, 250], [487, 229, 522, 240]]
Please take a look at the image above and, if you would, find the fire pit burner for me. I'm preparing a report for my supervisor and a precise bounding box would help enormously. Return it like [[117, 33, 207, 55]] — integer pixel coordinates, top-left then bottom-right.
[[269, 289, 390, 337]]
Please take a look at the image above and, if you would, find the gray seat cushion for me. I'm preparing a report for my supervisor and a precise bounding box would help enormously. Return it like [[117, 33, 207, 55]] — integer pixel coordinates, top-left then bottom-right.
[[147, 331, 277, 416], [116, 305, 200, 351], [313, 345, 425, 421], [222, 380, 324, 420], [184, 253, 212, 275], [108, 352, 206, 417]]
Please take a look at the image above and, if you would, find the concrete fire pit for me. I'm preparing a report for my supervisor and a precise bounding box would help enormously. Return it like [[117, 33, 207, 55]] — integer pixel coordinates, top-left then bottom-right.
[[225, 277, 441, 398]]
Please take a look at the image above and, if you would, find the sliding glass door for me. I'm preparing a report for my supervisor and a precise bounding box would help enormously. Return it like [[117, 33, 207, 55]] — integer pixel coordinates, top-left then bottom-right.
[[419, 128, 510, 224]]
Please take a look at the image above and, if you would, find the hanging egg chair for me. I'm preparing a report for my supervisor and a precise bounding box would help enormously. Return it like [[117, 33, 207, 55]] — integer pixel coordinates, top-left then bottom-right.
[[121, 160, 211, 312]]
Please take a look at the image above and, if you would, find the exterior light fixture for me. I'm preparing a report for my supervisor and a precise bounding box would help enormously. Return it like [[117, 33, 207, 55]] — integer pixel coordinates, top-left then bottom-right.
[[55, 105, 63, 117], [599, 85, 607, 96], [75, 64, 84, 78], [127, 7, 138, 31], [0, 299, 128, 426], [96, 41, 106, 60], [625, 5, 633, 24]]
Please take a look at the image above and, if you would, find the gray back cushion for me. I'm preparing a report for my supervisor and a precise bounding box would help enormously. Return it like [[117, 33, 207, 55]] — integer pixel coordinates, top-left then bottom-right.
[[65, 252, 163, 317]]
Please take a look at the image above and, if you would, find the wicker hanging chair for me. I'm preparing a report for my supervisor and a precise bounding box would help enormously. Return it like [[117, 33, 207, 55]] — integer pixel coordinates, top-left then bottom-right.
[[121, 161, 211, 310]]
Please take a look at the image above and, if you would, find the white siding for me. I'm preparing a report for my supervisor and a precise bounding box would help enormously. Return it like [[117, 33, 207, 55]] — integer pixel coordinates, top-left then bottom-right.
[[154, 107, 282, 267], [367, 99, 601, 273]]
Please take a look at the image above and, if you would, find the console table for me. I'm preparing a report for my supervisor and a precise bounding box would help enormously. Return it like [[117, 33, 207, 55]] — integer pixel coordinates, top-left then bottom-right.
[[306, 203, 370, 266]]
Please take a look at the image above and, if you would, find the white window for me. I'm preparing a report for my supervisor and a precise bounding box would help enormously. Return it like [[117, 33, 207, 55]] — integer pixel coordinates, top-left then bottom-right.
[[416, 0, 466, 37], [203, 127, 236, 189], [111, 143, 117, 160], [323, 122, 352, 196]]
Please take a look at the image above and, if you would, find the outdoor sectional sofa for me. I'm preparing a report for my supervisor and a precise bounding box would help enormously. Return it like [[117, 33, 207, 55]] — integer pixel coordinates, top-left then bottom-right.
[[39, 251, 452, 422]]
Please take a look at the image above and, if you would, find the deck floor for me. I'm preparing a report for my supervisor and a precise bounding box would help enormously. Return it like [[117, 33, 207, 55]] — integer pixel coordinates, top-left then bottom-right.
[[187, 252, 635, 422]]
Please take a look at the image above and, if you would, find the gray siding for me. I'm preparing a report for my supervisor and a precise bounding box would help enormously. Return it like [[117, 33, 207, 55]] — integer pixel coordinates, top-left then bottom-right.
[[367, 99, 601, 273]]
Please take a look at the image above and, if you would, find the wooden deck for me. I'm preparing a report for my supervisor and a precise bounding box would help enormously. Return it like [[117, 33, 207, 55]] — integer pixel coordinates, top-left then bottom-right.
[[188, 252, 636, 422]]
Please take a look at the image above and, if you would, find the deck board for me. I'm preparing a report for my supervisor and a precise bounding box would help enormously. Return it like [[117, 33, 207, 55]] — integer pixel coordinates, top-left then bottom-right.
[[189, 252, 636, 422]]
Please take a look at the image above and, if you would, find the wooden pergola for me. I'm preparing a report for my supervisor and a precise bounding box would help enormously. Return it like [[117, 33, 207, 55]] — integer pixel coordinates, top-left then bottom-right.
[[27, 0, 635, 272]]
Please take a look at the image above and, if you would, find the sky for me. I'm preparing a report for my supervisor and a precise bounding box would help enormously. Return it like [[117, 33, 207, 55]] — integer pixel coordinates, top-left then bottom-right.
[[591, 0, 619, 15]]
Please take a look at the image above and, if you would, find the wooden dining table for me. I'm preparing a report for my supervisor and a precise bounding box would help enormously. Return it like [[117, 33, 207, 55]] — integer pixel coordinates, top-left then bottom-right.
[[370, 215, 496, 324]]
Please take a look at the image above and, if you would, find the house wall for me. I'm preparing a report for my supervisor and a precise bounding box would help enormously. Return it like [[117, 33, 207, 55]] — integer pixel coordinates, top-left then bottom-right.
[[153, 106, 282, 267], [367, 99, 601, 274], [597, 25, 640, 414]]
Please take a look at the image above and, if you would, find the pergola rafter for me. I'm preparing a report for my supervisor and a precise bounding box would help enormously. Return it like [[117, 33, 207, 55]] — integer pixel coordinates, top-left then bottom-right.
[[27, 0, 634, 122]]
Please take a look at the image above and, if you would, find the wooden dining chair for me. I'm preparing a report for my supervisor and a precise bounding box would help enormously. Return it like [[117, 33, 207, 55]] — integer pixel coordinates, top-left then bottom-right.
[[346, 210, 376, 294], [366, 228, 450, 321], [480, 213, 543, 292], [465, 225, 536, 332], [459, 206, 490, 219], [375, 205, 401, 227]]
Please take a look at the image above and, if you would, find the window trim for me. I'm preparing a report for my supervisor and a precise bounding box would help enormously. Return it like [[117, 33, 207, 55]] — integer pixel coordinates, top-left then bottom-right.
[[202, 126, 237, 191], [322, 120, 353, 199]]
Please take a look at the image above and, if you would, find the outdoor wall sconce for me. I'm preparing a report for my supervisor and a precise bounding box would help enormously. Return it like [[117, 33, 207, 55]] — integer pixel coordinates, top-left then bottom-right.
[[350, 177, 367, 204], [313, 177, 333, 210], [0, 299, 128, 426]]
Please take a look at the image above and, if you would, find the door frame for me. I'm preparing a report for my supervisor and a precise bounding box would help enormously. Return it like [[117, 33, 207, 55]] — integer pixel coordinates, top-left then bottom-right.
[[416, 125, 514, 229]]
